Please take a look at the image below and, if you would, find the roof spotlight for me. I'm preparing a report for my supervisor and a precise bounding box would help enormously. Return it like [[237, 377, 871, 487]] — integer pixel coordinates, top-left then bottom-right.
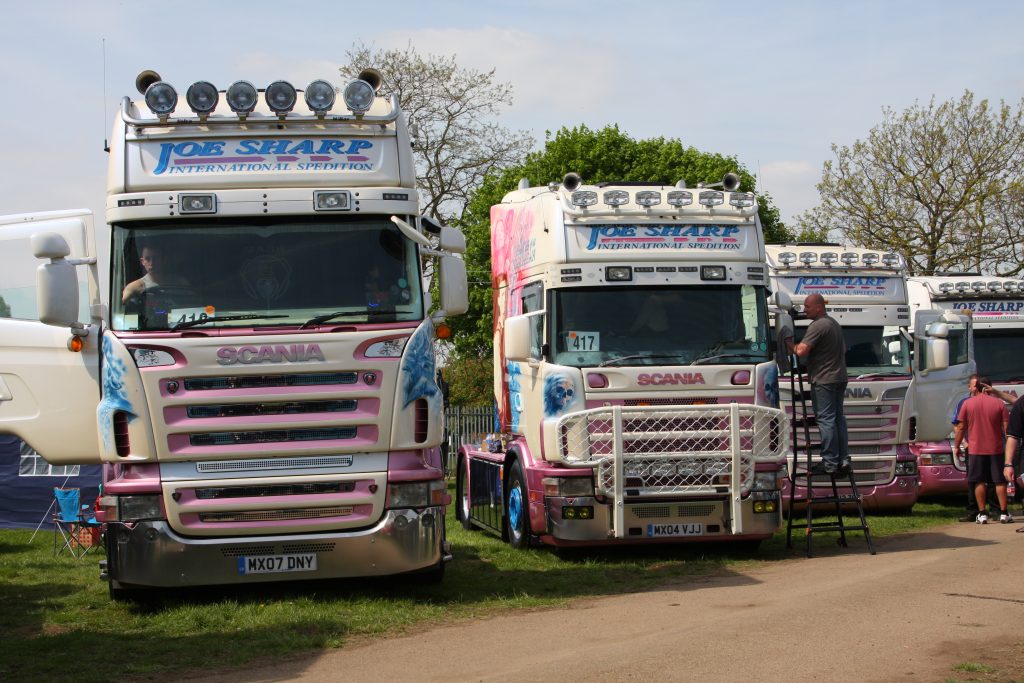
[[226, 80, 258, 116], [881, 253, 901, 267], [1006, 281, 1020, 293], [144, 81, 178, 117], [938, 282, 955, 293], [955, 282, 970, 293], [798, 252, 818, 265], [971, 281, 986, 292], [185, 81, 219, 117], [666, 190, 692, 207], [304, 79, 336, 115], [343, 78, 376, 115], [988, 281, 1003, 292], [635, 191, 661, 207], [840, 252, 859, 265], [778, 251, 797, 266], [861, 252, 880, 265], [266, 81, 297, 116], [603, 190, 629, 207], [820, 252, 839, 265]]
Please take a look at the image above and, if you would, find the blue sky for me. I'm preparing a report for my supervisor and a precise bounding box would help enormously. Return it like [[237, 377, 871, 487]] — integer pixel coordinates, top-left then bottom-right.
[[1, 0, 1021, 226]]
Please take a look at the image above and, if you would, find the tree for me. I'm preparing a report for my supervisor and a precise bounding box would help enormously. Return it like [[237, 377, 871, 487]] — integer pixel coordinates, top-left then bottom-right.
[[0, 295, 9, 318], [447, 124, 794, 362], [799, 91, 1024, 275], [339, 43, 534, 221]]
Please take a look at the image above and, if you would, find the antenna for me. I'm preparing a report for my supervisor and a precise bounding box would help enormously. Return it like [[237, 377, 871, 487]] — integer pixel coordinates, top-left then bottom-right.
[[102, 38, 109, 153]]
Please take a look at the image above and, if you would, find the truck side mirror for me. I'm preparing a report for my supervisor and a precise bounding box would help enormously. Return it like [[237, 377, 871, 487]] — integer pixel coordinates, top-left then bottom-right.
[[32, 232, 81, 328], [773, 290, 793, 312], [925, 321, 949, 338], [439, 226, 466, 254], [504, 315, 531, 362], [438, 255, 468, 316], [924, 338, 950, 372]]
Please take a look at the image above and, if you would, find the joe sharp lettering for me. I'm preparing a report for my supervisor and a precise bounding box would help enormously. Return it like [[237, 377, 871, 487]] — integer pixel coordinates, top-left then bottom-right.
[[153, 139, 373, 175]]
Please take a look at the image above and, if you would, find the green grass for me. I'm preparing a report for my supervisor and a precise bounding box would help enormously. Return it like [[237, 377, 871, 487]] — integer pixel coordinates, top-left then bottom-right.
[[0, 495, 967, 682]]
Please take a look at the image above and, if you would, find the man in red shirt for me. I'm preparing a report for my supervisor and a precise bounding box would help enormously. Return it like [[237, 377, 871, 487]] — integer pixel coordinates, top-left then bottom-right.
[[953, 376, 1012, 524]]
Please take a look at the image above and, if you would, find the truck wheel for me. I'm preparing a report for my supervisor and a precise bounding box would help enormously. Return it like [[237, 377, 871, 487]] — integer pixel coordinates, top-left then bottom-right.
[[456, 456, 474, 531], [505, 459, 529, 549]]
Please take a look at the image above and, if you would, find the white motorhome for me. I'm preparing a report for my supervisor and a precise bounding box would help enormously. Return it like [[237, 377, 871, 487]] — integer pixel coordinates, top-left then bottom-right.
[[907, 275, 1023, 495], [0, 70, 468, 598], [767, 245, 973, 511]]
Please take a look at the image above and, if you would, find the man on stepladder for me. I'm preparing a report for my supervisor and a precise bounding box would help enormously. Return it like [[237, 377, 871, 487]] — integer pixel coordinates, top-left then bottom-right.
[[786, 293, 850, 476]]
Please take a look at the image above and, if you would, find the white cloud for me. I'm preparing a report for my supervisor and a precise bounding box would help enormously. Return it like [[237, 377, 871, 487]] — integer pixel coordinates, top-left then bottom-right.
[[758, 160, 821, 225]]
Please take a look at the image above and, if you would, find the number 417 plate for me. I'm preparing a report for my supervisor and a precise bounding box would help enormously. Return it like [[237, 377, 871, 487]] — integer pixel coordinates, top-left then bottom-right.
[[647, 523, 703, 538]]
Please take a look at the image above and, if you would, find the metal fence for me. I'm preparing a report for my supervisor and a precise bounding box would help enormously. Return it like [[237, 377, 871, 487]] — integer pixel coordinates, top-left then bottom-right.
[[443, 404, 495, 475]]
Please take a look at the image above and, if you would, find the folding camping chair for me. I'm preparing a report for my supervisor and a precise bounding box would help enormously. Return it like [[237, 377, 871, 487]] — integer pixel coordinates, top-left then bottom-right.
[[52, 488, 101, 558]]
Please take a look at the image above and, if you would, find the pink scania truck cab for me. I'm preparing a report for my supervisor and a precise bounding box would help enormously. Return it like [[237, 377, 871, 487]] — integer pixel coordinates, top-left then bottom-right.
[[767, 245, 973, 512], [0, 70, 468, 599], [457, 174, 791, 549], [907, 275, 1022, 496]]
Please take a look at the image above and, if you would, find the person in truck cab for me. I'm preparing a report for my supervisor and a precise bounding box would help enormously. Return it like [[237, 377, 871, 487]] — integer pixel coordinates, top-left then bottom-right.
[[121, 243, 189, 303]]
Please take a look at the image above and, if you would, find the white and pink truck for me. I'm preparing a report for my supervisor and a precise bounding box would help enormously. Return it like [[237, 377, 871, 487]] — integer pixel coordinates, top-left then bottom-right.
[[907, 275, 1023, 496], [0, 69, 467, 598], [456, 174, 792, 548], [767, 245, 974, 512]]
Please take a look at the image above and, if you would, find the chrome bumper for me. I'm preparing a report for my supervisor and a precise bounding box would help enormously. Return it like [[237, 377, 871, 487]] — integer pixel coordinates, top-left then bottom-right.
[[104, 507, 444, 588]]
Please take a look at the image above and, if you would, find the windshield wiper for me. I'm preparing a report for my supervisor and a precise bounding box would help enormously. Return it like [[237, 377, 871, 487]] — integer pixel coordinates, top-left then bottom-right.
[[599, 354, 687, 367], [690, 353, 758, 366], [300, 310, 396, 330], [853, 371, 911, 379], [170, 314, 288, 331]]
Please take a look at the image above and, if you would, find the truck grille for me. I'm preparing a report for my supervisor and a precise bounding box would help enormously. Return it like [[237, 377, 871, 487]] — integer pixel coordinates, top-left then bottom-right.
[[184, 371, 358, 391], [189, 427, 356, 446], [186, 399, 356, 418], [194, 482, 356, 499], [196, 455, 354, 472], [200, 506, 355, 523]]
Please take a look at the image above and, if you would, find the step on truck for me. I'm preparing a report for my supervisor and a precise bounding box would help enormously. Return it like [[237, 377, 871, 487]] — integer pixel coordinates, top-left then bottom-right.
[[0, 69, 468, 598], [766, 245, 974, 512], [457, 173, 793, 548], [907, 275, 1024, 496]]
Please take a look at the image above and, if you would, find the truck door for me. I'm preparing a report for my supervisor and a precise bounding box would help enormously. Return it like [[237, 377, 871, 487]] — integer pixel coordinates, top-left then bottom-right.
[[910, 309, 973, 442], [0, 212, 102, 463]]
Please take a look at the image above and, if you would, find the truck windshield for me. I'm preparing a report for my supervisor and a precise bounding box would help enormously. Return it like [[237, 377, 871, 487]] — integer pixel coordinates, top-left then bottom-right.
[[793, 325, 911, 377], [552, 285, 770, 367], [111, 216, 422, 331], [974, 329, 1024, 382]]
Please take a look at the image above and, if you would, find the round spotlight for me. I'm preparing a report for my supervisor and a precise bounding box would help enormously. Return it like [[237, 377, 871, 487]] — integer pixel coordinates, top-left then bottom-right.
[[343, 78, 375, 115], [185, 81, 219, 116], [226, 80, 258, 115], [304, 79, 336, 114], [265, 80, 297, 115], [144, 81, 178, 116]]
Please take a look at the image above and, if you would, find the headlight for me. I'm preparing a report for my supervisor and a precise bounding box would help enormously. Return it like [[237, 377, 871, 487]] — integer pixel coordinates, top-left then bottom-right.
[[920, 452, 953, 466], [388, 480, 446, 508], [119, 495, 164, 522], [753, 471, 780, 491], [144, 81, 178, 116], [304, 79, 336, 114], [895, 461, 918, 476], [542, 476, 594, 497], [226, 80, 258, 115], [881, 386, 908, 401], [343, 78, 376, 114], [186, 81, 219, 116], [266, 80, 297, 115]]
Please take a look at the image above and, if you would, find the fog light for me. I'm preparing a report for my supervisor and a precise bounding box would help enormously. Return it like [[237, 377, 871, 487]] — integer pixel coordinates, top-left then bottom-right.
[[701, 265, 726, 280], [571, 190, 598, 207], [606, 266, 632, 281], [603, 190, 629, 207], [179, 194, 217, 214], [304, 79, 336, 114], [144, 81, 178, 117], [666, 190, 692, 207], [186, 81, 219, 117], [314, 190, 351, 211], [343, 78, 376, 115]]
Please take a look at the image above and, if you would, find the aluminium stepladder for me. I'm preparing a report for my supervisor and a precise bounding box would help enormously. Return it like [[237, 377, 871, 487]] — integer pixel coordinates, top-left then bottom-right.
[[784, 355, 875, 557]]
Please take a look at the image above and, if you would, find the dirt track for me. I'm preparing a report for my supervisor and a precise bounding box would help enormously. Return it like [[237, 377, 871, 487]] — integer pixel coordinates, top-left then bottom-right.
[[192, 522, 1024, 682]]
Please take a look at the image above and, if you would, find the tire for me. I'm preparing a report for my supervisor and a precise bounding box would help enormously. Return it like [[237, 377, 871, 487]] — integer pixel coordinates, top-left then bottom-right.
[[456, 456, 474, 531], [505, 459, 529, 549]]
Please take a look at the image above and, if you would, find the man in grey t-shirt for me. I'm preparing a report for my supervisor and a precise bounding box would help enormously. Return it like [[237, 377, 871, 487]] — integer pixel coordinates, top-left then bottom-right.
[[787, 293, 850, 475]]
